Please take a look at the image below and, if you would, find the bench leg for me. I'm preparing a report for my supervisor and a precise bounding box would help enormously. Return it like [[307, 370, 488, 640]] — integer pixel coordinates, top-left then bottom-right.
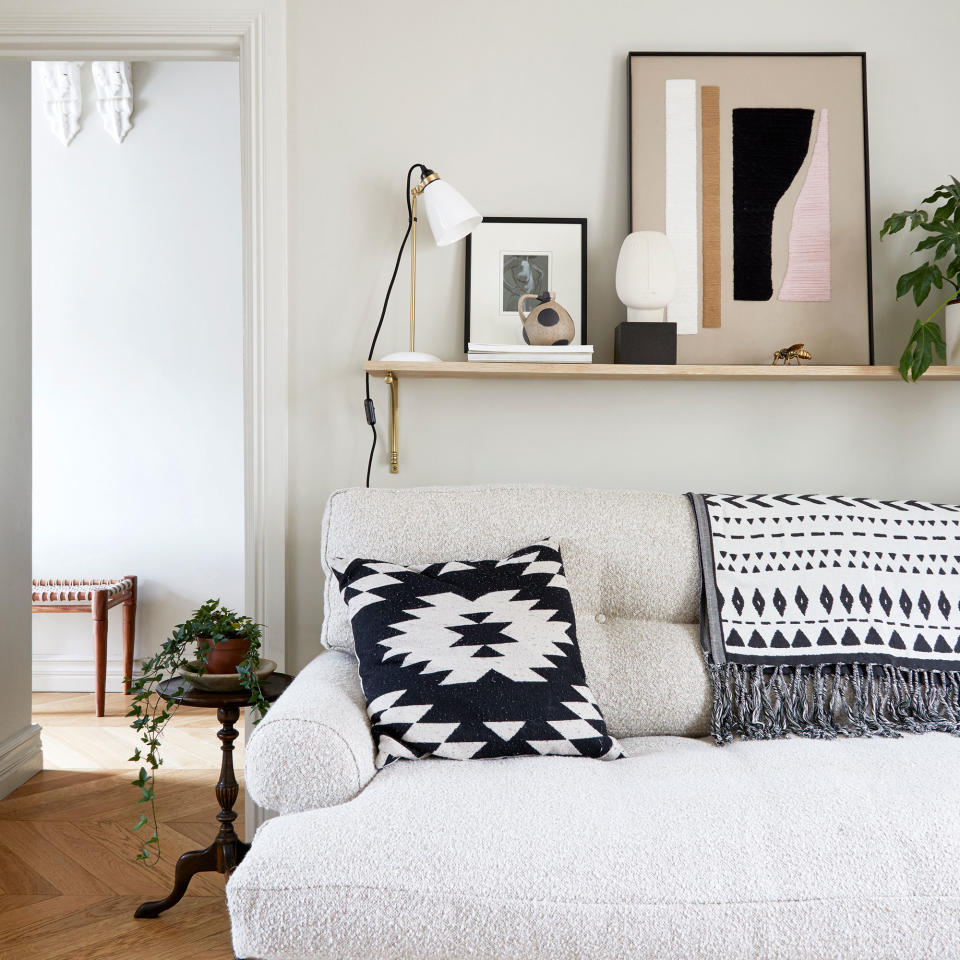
[[122, 576, 137, 695], [93, 592, 107, 717]]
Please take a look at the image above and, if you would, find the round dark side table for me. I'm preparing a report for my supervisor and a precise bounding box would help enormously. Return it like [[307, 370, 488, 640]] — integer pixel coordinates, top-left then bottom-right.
[[134, 672, 293, 919]]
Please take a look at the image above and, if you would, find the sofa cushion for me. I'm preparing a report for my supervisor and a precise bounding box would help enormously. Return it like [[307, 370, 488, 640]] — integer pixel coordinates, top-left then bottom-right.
[[331, 539, 622, 766], [320, 486, 709, 738], [228, 733, 960, 960]]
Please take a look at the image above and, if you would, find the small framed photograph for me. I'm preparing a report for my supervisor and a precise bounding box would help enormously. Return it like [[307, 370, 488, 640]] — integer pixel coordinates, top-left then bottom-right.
[[464, 217, 587, 351]]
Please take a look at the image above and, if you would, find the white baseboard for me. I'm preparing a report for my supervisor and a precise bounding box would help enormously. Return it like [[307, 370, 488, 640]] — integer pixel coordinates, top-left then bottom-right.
[[0, 724, 42, 799], [32, 655, 138, 693]]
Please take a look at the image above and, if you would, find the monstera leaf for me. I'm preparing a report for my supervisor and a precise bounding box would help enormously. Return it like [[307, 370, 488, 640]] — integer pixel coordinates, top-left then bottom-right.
[[899, 318, 947, 382], [881, 177, 960, 381]]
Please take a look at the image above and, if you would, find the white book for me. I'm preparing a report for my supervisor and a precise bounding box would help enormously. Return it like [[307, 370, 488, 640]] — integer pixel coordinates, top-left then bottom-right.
[[468, 351, 593, 363], [467, 343, 593, 355]]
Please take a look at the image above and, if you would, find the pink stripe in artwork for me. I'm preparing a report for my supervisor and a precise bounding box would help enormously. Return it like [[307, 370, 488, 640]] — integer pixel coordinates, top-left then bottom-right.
[[778, 108, 831, 302]]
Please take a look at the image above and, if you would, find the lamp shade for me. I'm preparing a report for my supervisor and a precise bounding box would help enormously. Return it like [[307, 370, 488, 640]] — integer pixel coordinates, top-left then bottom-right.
[[421, 178, 482, 246]]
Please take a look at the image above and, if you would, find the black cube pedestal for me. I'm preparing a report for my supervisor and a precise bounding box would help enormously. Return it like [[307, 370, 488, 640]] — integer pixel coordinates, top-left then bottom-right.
[[614, 321, 677, 365]]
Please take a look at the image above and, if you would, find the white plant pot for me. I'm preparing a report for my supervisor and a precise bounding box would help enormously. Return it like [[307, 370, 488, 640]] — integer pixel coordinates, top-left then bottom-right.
[[946, 300, 960, 367]]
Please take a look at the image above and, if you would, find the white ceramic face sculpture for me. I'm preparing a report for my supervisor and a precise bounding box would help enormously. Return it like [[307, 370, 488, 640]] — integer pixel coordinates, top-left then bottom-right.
[[92, 61, 133, 143], [615, 231, 679, 322]]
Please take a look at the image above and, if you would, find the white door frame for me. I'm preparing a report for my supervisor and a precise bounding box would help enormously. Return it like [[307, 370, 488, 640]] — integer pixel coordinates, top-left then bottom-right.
[[0, 9, 287, 828], [0, 9, 288, 670]]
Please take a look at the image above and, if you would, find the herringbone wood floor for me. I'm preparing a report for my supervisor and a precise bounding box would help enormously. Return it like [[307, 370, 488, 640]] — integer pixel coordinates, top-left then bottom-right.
[[0, 693, 247, 960]]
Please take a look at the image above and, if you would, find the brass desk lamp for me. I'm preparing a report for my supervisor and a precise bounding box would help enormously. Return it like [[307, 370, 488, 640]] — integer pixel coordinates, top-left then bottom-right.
[[364, 163, 481, 482]]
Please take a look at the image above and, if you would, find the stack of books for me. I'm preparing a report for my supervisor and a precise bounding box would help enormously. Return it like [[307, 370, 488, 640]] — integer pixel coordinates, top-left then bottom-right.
[[467, 343, 594, 363]]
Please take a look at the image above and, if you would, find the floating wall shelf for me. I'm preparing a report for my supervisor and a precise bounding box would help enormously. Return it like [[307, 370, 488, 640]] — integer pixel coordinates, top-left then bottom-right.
[[364, 361, 960, 472], [366, 361, 960, 382]]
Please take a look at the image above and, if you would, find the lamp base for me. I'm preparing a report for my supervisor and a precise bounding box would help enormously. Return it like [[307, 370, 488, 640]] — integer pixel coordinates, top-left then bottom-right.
[[378, 351, 441, 362]]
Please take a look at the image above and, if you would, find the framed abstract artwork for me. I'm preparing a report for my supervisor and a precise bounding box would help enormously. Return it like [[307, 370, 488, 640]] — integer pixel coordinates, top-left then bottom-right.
[[629, 52, 873, 364], [464, 217, 588, 351]]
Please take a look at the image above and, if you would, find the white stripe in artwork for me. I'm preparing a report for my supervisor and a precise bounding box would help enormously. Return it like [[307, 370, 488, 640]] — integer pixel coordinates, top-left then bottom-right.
[[664, 79, 700, 335]]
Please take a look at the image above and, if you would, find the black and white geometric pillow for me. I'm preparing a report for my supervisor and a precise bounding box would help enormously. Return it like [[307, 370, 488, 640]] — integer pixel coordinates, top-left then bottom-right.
[[331, 539, 623, 768]]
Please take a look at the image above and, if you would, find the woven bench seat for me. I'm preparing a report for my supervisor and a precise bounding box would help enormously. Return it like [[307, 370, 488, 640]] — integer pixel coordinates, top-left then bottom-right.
[[32, 577, 134, 604], [32, 576, 138, 716]]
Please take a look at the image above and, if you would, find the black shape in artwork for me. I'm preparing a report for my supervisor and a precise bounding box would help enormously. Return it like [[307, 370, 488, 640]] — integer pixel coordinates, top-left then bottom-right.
[[732, 107, 814, 301]]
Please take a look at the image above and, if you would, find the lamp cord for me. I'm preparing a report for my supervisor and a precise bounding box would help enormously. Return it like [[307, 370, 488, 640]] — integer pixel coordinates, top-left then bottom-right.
[[364, 163, 424, 487]]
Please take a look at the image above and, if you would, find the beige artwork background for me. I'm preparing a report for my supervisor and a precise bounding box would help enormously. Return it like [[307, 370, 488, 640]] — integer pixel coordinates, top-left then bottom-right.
[[630, 55, 870, 364]]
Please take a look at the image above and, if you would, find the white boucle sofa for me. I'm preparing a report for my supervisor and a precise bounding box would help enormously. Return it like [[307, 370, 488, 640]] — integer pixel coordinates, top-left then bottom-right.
[[227, 486, 960, 960]]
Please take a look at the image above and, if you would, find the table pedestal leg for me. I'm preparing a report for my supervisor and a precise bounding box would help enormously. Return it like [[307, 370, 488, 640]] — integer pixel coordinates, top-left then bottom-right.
[[135, 704, 249, 919]]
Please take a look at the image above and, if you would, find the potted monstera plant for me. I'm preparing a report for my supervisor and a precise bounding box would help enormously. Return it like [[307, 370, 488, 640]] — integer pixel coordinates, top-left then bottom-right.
[[880, 176, 960, 381], [127, 599, 270, 862]]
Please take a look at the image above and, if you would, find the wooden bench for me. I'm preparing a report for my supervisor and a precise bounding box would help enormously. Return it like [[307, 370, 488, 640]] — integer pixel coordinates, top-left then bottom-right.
[[32, 576, 138, 717]]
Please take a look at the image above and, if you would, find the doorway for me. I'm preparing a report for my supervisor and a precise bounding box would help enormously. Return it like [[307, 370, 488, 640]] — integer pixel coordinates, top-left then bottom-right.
[[0, 12, 285, 954], [0, 10, 287, 822], [31, 60, 244, 721]]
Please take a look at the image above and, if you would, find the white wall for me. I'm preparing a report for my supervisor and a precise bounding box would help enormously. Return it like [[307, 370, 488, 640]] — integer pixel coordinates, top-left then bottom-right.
[[31, 60, 244, 691], [286, 0, 960, 670], [0, 60, 41, 796]]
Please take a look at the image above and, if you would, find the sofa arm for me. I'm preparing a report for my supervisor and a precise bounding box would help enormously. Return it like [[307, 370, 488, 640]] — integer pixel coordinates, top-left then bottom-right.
[[245, 650, 376, 814]]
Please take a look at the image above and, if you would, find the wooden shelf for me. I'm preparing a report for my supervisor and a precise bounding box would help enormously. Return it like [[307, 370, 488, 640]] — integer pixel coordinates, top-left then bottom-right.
[[365, 360, 960, 473], [365, 361, 960, 381]]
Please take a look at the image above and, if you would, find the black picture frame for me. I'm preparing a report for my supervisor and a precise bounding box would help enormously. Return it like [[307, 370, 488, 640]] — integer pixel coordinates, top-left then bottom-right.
[[627, 51, 874, 365], [464, 217, 588, 354]]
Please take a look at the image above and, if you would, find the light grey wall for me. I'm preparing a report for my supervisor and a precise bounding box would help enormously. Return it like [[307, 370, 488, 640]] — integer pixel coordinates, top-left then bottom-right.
[[0, 61, 33, 757], [31, 61, 244, 692], [287, 0, 960, 669]]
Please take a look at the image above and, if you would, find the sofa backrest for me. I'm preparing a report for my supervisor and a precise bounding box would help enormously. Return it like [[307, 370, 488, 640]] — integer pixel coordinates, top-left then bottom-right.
[[321, 485, 710, 738]]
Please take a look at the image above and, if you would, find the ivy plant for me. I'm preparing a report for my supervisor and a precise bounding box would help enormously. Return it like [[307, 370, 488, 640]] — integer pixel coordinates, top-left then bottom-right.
[[880, 177, 960, 381], [127, 599, 270, 863]]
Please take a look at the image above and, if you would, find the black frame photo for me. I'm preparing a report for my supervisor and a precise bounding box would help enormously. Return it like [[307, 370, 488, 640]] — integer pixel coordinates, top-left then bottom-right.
[[464, 217, 588, 352]]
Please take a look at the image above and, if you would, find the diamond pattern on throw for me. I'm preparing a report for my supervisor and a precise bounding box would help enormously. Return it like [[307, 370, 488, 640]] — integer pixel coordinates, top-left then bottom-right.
[[331, 540, 623, 768], [700, 493, 960, 670]]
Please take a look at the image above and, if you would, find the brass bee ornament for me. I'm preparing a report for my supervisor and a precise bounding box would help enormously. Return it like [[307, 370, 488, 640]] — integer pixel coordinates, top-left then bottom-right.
[[771, 343, 812, 365]]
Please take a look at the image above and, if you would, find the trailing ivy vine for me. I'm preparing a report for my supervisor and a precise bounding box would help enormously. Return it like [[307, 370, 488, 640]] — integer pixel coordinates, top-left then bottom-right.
[[127, 600, 270, 863]]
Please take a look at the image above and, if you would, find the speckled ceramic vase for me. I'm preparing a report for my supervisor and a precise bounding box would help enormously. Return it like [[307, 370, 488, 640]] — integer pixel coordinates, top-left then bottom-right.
[[518, 291, 576, 346]]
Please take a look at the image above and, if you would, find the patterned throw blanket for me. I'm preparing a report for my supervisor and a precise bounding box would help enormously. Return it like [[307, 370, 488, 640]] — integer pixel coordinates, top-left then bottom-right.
[[687, 493, 960, 743]]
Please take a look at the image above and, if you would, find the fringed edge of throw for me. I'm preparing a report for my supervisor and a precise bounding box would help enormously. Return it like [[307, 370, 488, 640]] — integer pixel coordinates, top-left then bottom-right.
[[706, 656, 960, 745]]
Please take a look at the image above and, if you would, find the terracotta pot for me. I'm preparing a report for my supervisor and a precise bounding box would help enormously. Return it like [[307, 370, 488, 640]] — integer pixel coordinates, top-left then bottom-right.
[[197, 636, 251, 674]]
